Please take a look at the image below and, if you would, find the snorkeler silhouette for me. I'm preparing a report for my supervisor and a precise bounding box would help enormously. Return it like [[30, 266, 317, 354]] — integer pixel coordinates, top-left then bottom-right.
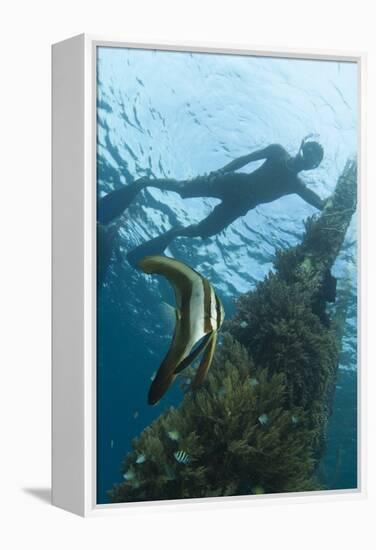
[[97, 136, 328, 264], [123, 136, 327, 265]]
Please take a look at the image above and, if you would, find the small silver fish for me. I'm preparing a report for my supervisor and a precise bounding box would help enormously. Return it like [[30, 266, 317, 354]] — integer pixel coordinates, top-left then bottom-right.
[[133, 410, 139, 419], [249, 378, 259, 388], [123, 468, 136, 481], [258, 414, 269, 426], [136, 453, 146, 464], [174, 450, 190, 464], [291, 415, 299, 425], [240, 321, 248, 329], [167, 430, 180, 441]]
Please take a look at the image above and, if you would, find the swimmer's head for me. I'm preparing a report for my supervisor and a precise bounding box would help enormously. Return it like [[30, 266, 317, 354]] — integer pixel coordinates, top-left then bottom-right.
[[297, 139, 324, 171]]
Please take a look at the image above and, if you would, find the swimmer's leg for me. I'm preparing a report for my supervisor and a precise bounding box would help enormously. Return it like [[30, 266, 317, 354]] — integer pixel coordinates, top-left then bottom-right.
[[145, 175, 215, 199], [179, 203, 234, 238], [127, 204, 231, 267], [98, 177, 148, 225], [98, 175, 192, 225], [127, 226, 186, 267], [145, 178, 187, 195]]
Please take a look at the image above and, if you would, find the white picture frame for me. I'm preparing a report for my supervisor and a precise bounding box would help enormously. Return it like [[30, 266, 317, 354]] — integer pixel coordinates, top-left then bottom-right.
[[52, 34, 366, 517]]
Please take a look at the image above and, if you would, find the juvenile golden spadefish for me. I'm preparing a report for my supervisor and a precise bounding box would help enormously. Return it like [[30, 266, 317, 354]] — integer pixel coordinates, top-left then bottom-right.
[[138, 255, 224, 405]]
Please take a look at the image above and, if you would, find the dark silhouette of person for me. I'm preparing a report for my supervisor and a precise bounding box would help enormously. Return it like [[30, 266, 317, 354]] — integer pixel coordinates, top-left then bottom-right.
[[118, 137, 327, 265]]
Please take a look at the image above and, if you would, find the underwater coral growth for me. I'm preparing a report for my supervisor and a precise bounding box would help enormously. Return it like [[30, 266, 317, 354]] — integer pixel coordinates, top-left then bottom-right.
[[227, 160, 357, 457], [110, 160, 357, 502], [110, 336, 319, 502], [227, 269, 338, 457]]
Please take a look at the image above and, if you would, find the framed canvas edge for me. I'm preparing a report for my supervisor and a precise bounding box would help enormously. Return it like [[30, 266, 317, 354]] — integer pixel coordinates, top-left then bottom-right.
[[77, 34, 367, 516], [52, 34, 87, 517]]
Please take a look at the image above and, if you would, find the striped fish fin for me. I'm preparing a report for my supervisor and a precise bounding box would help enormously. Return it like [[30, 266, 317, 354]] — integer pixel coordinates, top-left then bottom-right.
[[173, 332, 212, 375], [202, 277, 214, 333], [191, 331, 218, 390], [215, 292, 224, 330], [139, 255, 222, 405], [139, 255, 203, 404], [138, 255, 203, 311]]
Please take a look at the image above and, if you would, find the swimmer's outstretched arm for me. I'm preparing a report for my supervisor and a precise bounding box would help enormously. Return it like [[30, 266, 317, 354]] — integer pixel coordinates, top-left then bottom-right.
[[220, 144, 284, 173], [295, 182, 326, 210]]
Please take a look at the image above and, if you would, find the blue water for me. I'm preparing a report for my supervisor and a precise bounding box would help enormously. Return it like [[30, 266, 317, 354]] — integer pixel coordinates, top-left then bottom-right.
[[96, 47, 358, 503]]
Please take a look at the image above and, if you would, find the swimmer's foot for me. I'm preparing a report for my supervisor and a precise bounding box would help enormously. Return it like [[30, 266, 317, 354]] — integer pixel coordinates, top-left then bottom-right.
[[98, 177, 149, 225], [127, 227, 183, 267]]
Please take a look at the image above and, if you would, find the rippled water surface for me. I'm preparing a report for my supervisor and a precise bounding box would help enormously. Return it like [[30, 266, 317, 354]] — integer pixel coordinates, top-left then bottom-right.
[[96, 47, 358, 503]]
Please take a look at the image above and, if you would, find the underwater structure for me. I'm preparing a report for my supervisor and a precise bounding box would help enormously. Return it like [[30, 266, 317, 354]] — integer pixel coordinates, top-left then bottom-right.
[[110, 159, 357, 502]]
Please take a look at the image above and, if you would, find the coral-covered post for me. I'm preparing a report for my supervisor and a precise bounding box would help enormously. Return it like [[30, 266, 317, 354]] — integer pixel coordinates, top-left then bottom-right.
[[110, 160, 357, 502], [228, 159, 357, 458]]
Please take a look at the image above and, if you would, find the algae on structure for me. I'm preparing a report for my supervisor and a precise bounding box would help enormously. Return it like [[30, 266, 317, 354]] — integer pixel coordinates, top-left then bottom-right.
[[110, 160, 357, 502], [228, 159, 357, 457]]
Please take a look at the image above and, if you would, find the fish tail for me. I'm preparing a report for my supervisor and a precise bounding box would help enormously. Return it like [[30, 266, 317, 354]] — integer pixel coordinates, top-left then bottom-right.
[[191, 331, 217, 390]]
